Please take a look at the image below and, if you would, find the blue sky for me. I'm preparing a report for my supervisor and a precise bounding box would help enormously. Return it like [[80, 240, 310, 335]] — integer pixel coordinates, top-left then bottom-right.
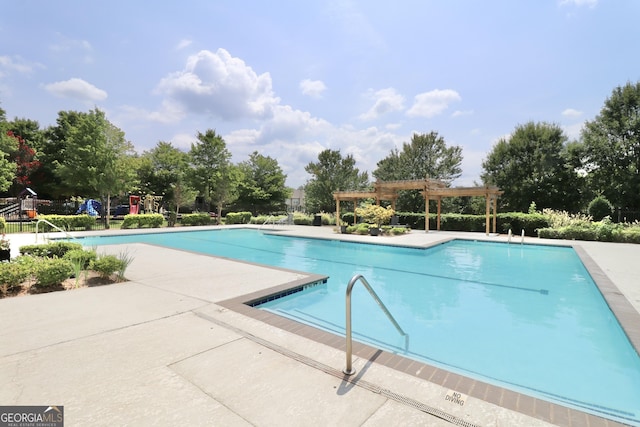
[[1, 0, 639, 188]]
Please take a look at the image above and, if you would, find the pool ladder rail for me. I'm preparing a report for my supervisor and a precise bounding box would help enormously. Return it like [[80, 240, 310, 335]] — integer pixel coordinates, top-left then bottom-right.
[[343, 274, 409, 375]]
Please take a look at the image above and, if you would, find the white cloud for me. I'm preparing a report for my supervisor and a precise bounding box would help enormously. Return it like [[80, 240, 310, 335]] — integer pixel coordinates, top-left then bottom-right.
[[559, 0, 597, 8], [407, 89, 461, 118], [0, 55, 36, 75], [359, 88, 405, 121], [221, 104, 404, 187], [452, 110, 474, 118], [155, 48, 280, 121], [299, 79, 327, 98], [49, 35, 93, 63], [562, 108, 583, 118], [176, 39, 193, 50], [44, 78, 107, 102]]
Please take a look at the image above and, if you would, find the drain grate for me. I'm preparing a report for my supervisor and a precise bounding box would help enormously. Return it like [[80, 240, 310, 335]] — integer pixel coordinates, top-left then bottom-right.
[[195, 311, 481, 427]]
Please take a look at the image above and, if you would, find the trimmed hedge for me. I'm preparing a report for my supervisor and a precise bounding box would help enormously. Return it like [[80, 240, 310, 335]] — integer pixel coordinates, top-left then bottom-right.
[[391, 212, 549, 236], [20, 241, 83, 258], [121, 214, 163, 229], [180, 213, 212, 226], [37, 214, 96, 231], [225, 211, 252, 224], [538, 222, 640, 243]]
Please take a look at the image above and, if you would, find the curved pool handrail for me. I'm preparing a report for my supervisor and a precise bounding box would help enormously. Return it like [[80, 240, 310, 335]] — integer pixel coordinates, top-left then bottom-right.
[[35, 219, 78, 243], [343, 274, 408, 375]]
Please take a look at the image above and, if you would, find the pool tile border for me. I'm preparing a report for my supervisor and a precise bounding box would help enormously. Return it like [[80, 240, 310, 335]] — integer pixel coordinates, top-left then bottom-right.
[[217, 241, 636, 427]]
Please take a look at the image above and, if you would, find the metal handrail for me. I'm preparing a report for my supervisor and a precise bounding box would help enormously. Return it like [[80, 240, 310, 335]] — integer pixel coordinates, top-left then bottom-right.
[[343, 274, 408, 375], [259, 215, 275, 229], [35, 219, 78, 243]]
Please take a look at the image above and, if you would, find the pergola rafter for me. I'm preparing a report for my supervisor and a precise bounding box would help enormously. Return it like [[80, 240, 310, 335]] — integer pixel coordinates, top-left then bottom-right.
[[333, 179, 504, 235]]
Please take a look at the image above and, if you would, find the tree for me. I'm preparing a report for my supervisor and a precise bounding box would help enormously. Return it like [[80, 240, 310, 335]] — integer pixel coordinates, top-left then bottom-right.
[[54, 109, 138, 227], [234, 151, 290, 214], [581, 81, 640, 211], [188, 129, 237, 222], [374, 132, 463, 212], [138, 141, 194, 212], [42, 111, 89, 198], [0, 109, 17, 193], [6, 118, 45, 194], [481, 122, 583, 212], [304, 149, 369, 213]]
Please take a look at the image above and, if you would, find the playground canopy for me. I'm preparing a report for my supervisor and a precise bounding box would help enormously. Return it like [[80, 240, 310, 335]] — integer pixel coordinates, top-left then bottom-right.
[[333, 179, 503, 235]]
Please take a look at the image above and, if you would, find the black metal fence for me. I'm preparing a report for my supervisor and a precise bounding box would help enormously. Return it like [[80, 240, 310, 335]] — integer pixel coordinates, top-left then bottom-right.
[[0, 199, 115, 234]]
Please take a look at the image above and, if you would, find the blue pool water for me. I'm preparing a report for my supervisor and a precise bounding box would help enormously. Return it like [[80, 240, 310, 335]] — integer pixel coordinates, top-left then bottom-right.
[[80, 229, 640, 424]]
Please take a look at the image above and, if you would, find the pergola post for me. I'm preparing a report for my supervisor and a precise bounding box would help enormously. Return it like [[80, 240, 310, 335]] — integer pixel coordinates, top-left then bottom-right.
[[485, 195, 490, 235], [492, 196, 498, 234], [425, 194, 430, 233], [437, 196, 442, 231], [335, 197, 341, 231]]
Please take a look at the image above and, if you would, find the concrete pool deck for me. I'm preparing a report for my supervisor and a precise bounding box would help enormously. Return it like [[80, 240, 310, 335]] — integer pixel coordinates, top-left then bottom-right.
[[1, 225, 639, 426]]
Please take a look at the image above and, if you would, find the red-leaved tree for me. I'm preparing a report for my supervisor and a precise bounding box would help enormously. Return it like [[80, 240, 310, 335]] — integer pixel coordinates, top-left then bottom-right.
[[7, 131, 41, 186]]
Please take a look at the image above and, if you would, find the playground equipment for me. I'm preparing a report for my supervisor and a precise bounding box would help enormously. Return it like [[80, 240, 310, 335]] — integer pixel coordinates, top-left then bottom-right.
[[129, 195, 140, 215], [76, 199, 102, 216], [19, 187, 38, 219]]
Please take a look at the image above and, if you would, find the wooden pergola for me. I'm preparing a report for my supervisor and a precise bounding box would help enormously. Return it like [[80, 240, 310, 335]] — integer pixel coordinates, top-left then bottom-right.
[[333, 179, 504, 235]]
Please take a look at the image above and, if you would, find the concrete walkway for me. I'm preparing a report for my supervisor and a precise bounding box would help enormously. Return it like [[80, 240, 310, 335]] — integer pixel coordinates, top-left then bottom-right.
[[1, 226, 639, 426]]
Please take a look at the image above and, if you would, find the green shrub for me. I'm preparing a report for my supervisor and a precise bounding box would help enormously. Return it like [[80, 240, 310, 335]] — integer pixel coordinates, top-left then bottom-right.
[[0, 262, 29, 294], [0, 217, 6, 232], [19, 242, 82, 258], [355, 223, 370, 235], [121, 214, 164, 228], [63, 248, 97, 269], [621, 227, 640, 244], [181, 213, 212, 226], [355, 204, 394, 226], [34, 258, 75, 286], [225, 211, 252, 224], [588, 196, 614, 221], [390, 227, 410, 235], [341, 212, 355, 225], [37, 214, 71, 231], [90, 255, 124, 279], [293, 213, 313, 225], [496, 213, 549, 236]]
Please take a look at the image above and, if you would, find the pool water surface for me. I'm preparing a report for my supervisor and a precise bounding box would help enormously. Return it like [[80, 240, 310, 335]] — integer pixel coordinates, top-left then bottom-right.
[[80, 228, 640, 425]]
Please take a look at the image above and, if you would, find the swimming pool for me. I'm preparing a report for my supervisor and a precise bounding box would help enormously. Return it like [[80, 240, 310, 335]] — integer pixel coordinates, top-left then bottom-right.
[[79, 228, 640, 425]]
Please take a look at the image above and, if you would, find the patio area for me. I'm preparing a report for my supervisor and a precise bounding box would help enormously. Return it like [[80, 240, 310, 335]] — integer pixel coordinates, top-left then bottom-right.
[[1, 225, 638, 426]]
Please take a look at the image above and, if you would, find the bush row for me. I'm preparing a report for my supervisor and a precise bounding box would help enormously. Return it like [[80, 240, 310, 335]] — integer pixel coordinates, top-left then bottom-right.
[[121, 214, 164, 229], [225, 211, 252, 224], [180, 213, 213, 226], [37, 214, 96, 231], [538, 222, 640, 243]]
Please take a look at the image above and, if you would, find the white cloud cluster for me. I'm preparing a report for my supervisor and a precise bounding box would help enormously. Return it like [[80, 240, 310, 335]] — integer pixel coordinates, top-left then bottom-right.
[[44, 77, 107, 102], [561, 108, 583, 118], [559, 0, 598, 8], [0, 55, 36, 77], [407, 89, 461, 118], [300, 79, 327, 98], [154, 48, 280, 121], [359, 88, 405, 121]]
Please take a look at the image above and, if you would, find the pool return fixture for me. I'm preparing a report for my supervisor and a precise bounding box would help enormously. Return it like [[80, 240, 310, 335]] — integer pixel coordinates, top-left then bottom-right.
[[343, 274, 409, 375], [506, 229, 525, 244]]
